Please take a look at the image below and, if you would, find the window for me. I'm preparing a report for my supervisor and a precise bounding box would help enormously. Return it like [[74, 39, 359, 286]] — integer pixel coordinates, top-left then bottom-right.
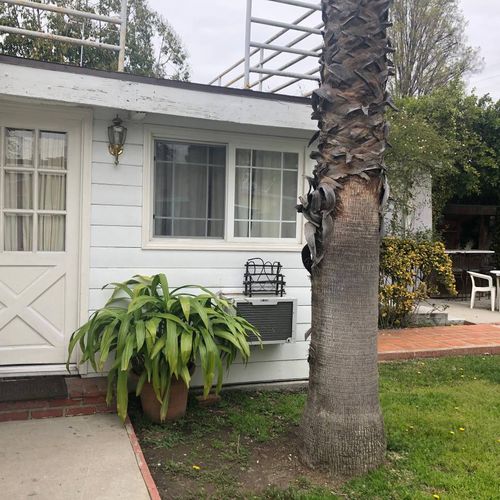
[[153, 140, 226, 238], [146, 128, 304, 248], [234, 148, 298, 239], [1, 128, 67, 251]]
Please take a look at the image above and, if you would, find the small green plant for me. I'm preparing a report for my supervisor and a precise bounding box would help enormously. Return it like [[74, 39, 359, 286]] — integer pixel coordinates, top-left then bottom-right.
[[379, 236, 457, 328], [67, 274, 259, 422]]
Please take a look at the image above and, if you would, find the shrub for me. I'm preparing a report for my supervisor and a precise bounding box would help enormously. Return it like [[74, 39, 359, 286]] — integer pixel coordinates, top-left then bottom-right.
[[379, 237, 457, 328]]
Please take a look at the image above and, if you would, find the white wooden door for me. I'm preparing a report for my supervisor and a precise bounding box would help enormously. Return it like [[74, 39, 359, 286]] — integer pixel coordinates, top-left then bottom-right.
[[0, 112, 81, 366]]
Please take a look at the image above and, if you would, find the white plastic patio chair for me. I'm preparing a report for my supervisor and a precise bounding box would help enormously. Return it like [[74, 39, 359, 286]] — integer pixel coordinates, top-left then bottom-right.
[[467, 271, 496, 311]]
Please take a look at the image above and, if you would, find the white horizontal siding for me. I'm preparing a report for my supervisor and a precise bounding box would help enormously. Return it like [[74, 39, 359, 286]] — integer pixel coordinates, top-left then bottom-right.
[[89, 267, 308, 288], [192, 359, 309, 386], [91, 184, 142, 207], [91, 205, 142, 226], [88, 115, 312, 383], [90, 247, 304, 269], [91, 164, 142, 186], [91, 226, 142, 248]]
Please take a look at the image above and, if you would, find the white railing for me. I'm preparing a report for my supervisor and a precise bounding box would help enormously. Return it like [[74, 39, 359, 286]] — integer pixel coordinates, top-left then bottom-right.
[[0, 0, 128, 71], [209, 0, 322, 96]]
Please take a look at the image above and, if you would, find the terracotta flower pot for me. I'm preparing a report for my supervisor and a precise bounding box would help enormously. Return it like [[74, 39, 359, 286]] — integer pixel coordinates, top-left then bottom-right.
[[139, 378, 189, 423]]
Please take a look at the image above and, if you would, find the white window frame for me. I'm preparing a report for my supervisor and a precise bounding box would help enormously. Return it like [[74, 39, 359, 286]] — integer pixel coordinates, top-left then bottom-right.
[[142, 125, 308, 251]]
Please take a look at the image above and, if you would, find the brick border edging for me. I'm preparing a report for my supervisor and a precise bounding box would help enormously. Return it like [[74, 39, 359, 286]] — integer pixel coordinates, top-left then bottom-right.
[[124, 416, 161, 500], [378, 345, 500, 361]]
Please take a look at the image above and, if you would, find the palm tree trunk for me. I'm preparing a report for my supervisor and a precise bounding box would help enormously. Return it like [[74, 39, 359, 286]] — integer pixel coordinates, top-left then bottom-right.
[[298, 0, 393, 475], [300, 176, 385, 474]]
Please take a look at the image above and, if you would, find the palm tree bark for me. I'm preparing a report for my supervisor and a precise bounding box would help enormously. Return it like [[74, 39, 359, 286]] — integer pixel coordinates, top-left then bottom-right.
[[298, 0, 393, 475]]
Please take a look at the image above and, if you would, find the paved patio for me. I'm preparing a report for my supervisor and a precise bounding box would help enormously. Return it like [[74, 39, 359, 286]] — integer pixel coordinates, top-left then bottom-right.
[[379, 323, 500, 360], [430, 297, 500, 324]]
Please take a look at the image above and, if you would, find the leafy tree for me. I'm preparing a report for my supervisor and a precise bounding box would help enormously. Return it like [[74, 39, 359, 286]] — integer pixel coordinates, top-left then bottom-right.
[[384, 105, 453, 234], [402, 84, 500, 217], [385, 83, 500, 230], [390, 0, 482, 98], [0, 0, 190, 80], [297, 0, 390, 475]]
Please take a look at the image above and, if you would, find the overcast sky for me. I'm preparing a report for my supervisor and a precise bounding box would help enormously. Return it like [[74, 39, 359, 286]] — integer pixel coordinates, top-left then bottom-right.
[[149, 0, 500, 99]]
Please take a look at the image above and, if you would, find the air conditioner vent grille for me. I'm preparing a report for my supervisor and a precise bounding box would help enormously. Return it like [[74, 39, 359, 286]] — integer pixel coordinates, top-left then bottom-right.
[[237, 301, 294, 343]]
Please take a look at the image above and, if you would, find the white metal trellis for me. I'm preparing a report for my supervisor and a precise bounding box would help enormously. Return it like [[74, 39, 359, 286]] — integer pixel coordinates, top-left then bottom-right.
[[209, 0, 323, 96], [0, 0, 128, 71]]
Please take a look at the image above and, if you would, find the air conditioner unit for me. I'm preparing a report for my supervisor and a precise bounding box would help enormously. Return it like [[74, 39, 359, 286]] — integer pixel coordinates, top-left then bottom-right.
[[234, 297, 297, 344]]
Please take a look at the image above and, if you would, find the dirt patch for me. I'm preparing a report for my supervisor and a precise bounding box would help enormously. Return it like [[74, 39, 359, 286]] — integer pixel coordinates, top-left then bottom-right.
[[137, 427, 339, 499]]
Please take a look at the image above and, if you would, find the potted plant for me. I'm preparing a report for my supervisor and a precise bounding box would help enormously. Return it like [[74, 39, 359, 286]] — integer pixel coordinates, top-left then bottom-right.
[[67, 274, 260, 423]]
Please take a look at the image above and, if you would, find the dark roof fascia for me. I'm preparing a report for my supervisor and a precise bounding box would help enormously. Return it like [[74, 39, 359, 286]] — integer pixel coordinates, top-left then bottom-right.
[[0, 55, 311, 105]]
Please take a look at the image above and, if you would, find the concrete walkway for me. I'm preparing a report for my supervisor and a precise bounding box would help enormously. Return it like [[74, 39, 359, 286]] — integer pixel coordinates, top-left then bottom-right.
[[0, 414, 149, 500]]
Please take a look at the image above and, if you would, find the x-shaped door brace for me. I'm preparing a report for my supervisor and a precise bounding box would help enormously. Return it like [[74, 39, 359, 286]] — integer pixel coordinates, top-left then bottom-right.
[[0, 266, 66, 347]]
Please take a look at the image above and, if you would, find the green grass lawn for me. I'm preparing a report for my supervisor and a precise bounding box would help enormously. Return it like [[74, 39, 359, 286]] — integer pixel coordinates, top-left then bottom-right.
[[131, 356, 500, 499]]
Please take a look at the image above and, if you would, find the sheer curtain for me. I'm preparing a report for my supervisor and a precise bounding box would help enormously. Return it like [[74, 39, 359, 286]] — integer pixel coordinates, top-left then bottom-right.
[[38, 131, 67, 251], [234, 149, 298, 239], [153, 141, 226, 238], [3, 130, 66, 251], [4, 172, 33, 251], [4, 214, 32, 252], [38, 214, 65, 251]]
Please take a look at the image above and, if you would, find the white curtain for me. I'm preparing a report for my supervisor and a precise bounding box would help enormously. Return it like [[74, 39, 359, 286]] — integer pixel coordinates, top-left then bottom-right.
[[153, 142, 225, 238], [4, 172, 33, 251], [234, 149, 298, 239], [6, 129, 33, 166], [38, 214, 65, 251], [38, 173, 66, 210], [39, 131, 66, 169], [37, 172, 66, 251], [4, 214, 32, 251], [3, 130, 66, 252]]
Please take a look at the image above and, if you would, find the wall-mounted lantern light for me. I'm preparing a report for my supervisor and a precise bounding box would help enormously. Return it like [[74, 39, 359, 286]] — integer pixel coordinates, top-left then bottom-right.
[[108, 115, 127, 165]]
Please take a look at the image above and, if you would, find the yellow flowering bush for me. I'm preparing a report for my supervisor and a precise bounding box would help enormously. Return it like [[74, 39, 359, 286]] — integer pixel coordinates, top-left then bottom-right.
[[379, 237, 457, 328]]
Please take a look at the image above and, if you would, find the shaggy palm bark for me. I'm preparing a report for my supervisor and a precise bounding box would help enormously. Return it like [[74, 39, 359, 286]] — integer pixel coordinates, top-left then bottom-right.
[[298, 0, 393, 475]]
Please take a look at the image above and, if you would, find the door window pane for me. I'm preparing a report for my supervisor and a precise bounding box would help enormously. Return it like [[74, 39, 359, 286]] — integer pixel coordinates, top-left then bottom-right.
[[4, 172, 33, 209], [153, 141, 226, 238], [38, 173, 66, 210], [38, 214, 65, 251], [4, 214, 33, 251], [1, 127, 68, 252], [39, 131, 67, 169], [234, 148, 298, 239], [5, 129, 34, 167]]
